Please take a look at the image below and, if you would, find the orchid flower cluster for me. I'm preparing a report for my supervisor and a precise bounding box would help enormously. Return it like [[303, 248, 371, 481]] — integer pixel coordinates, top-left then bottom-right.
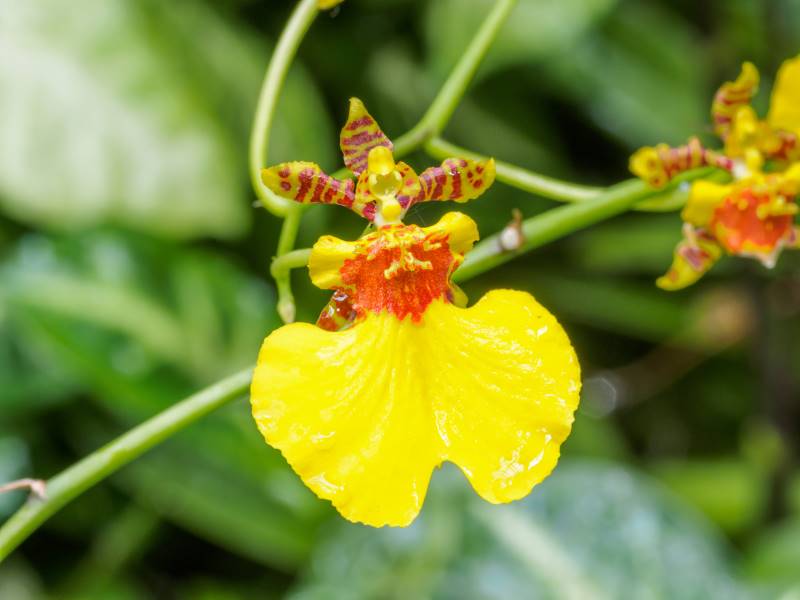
[[630, 57, 800, 289], [252, 99, 581, 526], [247, 0, 800, 529]]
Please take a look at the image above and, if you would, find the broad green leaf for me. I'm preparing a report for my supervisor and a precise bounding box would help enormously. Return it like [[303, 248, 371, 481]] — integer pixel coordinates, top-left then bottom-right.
[[424, 0, 618, 81], [291, 461, 747, 599], [0, 0, 334, 238]]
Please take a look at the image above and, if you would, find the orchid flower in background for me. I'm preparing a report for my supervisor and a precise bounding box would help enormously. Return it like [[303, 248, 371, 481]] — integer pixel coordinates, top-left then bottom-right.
[[252, 99, 581, 527], [629, 57, 800, 290]]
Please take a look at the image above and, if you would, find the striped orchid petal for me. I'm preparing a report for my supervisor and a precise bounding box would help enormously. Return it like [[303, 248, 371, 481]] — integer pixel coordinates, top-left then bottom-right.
[[711, 62, 759, 141], [340, 98, 393, 176], [414, 158, 496, 206], [262, 161, 355, 210]]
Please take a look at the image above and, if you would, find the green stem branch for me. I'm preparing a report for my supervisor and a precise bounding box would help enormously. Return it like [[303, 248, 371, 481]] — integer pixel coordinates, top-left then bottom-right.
[[274, 206, 305, 322], [330, 0, 517, 181], [0, 369, 252, 563], [426, 137, 717, 211], [413, 0, 518, 140], [454, 170, 710, 282], [426, 137, 601, 202], [249, 0, 320, 217], [268, 169, 711, 285]]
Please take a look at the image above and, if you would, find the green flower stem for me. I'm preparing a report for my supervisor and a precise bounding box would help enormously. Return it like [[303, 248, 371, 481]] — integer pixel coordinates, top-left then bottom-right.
[[249, 0, 320, 217], [284, 0, 517, 299], [426, 137, 718, 211], [453, 170, 710, 283], [265, 170, 710, 286], [274, 205, 305, 322], [0, 368, 252, 564], [410, 0, 518, 142], [426, 137, 601, 202], [328, 0, 517, 182], [272, 248, 312, 278]]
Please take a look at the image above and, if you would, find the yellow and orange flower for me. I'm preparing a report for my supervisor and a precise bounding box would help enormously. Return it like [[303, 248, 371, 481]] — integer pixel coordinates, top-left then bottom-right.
[[252, 99, 581, 526], [629, 56, 800, 289]]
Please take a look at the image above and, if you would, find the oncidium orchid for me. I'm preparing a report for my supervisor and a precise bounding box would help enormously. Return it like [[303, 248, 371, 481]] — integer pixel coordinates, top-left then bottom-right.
[[251, 99, 581, 527], [629, 56, 800, 290]]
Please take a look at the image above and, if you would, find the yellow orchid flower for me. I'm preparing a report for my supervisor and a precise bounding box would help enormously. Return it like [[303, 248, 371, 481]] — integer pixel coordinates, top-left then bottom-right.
[[629, 56, 800, 290], [252, 99, 581, 526], [657, 167, 800, 290], [262, 98, 496, 226], [631, 56, 800, 187]]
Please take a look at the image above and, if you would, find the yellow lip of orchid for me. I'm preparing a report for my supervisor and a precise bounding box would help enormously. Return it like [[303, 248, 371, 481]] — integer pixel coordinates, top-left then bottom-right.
[[251, 211, 581, 526]]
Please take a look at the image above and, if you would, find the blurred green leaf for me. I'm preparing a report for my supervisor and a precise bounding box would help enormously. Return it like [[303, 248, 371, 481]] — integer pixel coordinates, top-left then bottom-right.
[[1, 231, 332, 567], [0, 436, 31, 518], [542, 3, 709, 147], [17, 308, 329, 569], [0, 0, 334, 238], [1, 230, 275, 382], [291, 461, 747, 599], [651, 459, 766, 535], [0, 559, 44, 600], [0, 316, 78, 416], [425, 0, 618, 81], [742, 518, 800, 594]]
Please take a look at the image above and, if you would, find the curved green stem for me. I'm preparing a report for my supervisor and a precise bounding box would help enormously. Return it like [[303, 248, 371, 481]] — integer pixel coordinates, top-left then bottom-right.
[[330, 0, 517, 182], [0, 369, 252, 563], [270, 169, 712, 284], [426, 137, 601, 202], [414, 0, 518, 139], [249, 0, 320, 217], [453, 169, 711, 282], [274, 206, 305, 322], [271, 248, 312, 276], [426, 137, 718, 211]]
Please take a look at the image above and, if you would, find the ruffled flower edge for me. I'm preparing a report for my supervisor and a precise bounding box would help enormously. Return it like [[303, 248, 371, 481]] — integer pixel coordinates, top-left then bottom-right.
[[250, 290, 581, 527]]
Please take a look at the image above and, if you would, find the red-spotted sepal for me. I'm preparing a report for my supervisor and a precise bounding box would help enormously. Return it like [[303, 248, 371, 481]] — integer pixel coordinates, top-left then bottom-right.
[[340, 98, 393, 177]]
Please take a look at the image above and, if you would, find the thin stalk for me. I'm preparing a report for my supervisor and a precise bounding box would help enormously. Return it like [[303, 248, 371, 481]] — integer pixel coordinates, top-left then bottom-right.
[[414, 0, 518, 139], [0, 369, 252, 563], [249, 0, 320, 217], [426, 137, 601, 202], [274, 205, 305, 322], [271, 248, 312, 279], [453, 170, 709, 282], [426, 137, 718, 210], [331, 0, 517, 180]]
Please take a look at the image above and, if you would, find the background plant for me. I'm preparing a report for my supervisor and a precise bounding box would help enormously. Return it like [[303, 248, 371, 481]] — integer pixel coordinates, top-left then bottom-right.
[[1, 0, 799, 598]]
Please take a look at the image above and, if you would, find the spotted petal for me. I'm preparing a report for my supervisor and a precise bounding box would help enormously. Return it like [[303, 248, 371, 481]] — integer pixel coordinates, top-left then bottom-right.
[[250, 290, 580, 527], [262, 161, 355, 211], [415, 158, 496, 206], [340, 98, 393, 177], [656, 230, 723, 291], [711, 62, 759, 140]]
